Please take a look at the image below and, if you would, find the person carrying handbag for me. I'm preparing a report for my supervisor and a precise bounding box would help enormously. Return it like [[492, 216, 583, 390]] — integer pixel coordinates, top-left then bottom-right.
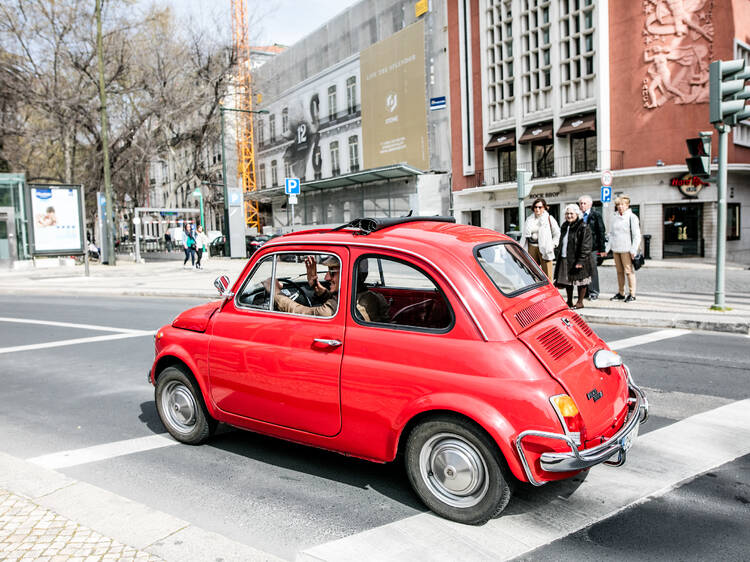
[[521, 197, 561, 280], [608, 195, 641, 303]]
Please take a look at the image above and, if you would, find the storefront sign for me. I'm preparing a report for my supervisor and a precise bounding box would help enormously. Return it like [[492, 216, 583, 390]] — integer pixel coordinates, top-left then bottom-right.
[[670, 175, 709, 198]]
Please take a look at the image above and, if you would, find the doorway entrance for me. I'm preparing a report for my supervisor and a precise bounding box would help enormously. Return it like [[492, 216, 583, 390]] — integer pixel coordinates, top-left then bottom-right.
[[663, 203, 703, 257], [0, 208, 17, 267]]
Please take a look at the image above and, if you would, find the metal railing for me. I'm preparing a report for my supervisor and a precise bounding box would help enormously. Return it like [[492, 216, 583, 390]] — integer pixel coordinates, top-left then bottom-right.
[[471, 150, 624, 189]]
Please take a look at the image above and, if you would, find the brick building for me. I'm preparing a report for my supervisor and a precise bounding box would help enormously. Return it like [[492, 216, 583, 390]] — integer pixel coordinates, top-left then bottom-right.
[[449, 0, 750, 262]]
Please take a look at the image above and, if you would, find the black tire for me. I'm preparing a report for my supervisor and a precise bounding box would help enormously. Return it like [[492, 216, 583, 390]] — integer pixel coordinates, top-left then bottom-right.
[[405, 416, 513, 525], [155, 365, 216, 444]]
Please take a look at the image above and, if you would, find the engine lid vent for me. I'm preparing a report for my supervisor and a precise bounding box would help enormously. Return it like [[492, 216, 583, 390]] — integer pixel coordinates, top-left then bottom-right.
[[570, 312, 593, 337], [537, 326, 574, 361]]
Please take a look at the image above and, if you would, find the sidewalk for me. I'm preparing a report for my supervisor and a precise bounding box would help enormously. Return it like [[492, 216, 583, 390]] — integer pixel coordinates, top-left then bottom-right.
[[1, 255, 748, 334], [0, 452, 280, 562]]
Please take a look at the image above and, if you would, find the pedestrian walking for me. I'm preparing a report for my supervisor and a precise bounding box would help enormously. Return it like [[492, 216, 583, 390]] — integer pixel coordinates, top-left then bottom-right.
[[164, 231, 172, 252], [182, 224, 196, 268], [553, 204, 593, 309], [609, 195, 641, 303], [578, 195, 606, 300], [195, 225, 209, 269], [521, 197, 560, 280]]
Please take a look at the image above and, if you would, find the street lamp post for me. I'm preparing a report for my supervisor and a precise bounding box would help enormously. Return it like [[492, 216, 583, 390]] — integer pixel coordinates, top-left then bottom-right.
[[218, 104, 269, 258]]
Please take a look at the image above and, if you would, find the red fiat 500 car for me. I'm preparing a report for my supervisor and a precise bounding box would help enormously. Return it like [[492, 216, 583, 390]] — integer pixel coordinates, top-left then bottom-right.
[[149, 216, 647, 524]]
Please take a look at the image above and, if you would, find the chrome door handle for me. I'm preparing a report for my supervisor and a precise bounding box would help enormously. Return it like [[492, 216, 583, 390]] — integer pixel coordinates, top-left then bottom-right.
[[313, 338, 342, 347]]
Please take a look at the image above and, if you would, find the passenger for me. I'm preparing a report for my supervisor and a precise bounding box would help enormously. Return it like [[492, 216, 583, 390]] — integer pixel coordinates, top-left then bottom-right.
[[354, 259, 389, 323]]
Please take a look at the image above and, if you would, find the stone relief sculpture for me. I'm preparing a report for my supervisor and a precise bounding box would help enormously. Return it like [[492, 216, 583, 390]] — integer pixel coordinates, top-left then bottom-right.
[[641, 0, 714, 109]]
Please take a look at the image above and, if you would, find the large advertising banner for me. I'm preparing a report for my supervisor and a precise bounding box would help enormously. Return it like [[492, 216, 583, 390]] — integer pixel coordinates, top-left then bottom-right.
[[361, 20, 428, 171], [28, 184, 85, 255]]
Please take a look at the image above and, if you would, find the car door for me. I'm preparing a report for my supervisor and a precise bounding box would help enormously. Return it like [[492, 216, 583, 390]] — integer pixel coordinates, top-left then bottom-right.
[[207, 248, 348, 437]]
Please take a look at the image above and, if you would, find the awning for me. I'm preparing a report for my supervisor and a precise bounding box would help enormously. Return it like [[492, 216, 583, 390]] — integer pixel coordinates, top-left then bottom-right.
[[245, 163, 424, 201], [557, 113, 596, 137], [518, 122, 553, 144], [485, 130, 516, 150]]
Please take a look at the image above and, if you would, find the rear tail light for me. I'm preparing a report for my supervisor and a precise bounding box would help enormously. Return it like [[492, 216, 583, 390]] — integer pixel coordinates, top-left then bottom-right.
[[550, 394, 587, 447]]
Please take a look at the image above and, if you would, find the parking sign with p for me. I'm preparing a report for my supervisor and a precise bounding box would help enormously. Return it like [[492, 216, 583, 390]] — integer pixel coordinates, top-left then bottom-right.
[[285, 178, 300, 195], [601, 185, 612, 203]]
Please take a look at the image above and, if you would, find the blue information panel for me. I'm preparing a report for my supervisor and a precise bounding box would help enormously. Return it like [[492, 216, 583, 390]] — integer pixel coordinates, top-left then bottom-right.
[[601, 185, 612, 203], [285, 178, 300, 195]]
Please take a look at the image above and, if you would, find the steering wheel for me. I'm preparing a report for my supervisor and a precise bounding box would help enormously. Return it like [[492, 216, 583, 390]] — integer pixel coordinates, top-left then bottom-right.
[[277, 278, 313, 307]]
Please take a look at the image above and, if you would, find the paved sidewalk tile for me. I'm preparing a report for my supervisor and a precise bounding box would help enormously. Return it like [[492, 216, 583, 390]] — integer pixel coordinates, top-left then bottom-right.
[[0, 488, 162, 561]]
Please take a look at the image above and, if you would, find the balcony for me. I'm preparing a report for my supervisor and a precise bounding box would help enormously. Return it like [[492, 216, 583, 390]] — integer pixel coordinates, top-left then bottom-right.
[[471, 150, 624, 189]]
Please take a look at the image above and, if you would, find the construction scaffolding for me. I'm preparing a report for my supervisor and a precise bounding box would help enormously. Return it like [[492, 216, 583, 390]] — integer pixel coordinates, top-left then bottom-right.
[[231, 0, 260, 232]]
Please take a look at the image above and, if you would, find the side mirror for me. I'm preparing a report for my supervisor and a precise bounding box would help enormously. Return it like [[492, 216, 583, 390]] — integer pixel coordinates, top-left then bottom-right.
[[214, 275, 232, 297]]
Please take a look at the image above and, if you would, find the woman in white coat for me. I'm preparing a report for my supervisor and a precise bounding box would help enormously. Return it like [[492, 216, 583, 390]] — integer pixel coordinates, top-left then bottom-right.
[[521, 197, 560, 279], [608, 195, 641, 302]]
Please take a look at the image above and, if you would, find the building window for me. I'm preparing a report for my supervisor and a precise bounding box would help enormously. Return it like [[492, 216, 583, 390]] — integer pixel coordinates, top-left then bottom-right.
[[271, 160, 278, 186], [346, 76, 357, 114], [484, 0, 515, 123], [257, 120, 264, 146], [284, 161, 292, 179], [348, 136, 359, 172], [258, 164, 266, 189], [328, 85, 337, 121], [560, 0, 596, 106], [269, 114, 276, 142], [498, 149, 517, 183], [282, 108, 288, 134], [571, 135, 597, 173], [532, 142, 554, 178], [728, 203, 741, 240], [519, 0, 552, 114], [330, 141, 340, 176]]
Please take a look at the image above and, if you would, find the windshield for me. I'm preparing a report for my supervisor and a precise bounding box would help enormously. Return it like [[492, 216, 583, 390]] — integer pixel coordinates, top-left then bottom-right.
[[475, 243, 547, 296]]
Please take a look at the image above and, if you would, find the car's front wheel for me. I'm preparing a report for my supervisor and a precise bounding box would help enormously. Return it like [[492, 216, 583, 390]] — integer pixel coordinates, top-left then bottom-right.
[[155, 366, 216, 444], [405, 417, 513, 525]]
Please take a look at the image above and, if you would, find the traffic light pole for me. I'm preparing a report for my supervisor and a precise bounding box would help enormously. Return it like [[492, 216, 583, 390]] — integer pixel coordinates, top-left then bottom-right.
[[712, 123, 730, 311]]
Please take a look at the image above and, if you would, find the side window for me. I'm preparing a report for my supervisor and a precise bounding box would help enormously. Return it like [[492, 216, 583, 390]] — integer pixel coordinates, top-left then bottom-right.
[[236, 256, 274, 310], [236, 253, 341, 317], [352, 256, 453, 331]]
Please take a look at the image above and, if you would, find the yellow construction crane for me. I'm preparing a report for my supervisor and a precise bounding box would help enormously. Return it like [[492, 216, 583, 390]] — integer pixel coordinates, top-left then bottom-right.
[[231, 0, 260, 232]]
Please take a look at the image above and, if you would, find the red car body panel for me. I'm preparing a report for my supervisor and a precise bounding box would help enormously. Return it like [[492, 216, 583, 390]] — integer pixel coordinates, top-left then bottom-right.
[[150, 221, 633, 485]]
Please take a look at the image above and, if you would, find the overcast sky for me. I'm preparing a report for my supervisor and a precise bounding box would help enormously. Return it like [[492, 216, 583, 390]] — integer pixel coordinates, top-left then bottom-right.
[[158, 0, 360, 46]]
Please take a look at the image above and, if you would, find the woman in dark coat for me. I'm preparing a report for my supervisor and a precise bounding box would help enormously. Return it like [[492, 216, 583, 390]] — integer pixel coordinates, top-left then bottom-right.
[[554, 203, 593, 309]]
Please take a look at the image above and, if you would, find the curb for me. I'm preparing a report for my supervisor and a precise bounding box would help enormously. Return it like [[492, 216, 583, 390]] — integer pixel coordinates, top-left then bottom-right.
[[577, 310, 750, 335], [0, 451, 282, 562]]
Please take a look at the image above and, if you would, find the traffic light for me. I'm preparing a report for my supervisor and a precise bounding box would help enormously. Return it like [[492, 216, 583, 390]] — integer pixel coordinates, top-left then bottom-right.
[[517, 169, 533, 199], [709, 59, 750, 125], [685, 132, 712, 177]]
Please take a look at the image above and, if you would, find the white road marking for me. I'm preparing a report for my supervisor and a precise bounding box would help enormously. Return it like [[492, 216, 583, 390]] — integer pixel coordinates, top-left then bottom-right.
[[27, 434, 177, 470], [608, 328, 691, 351], [0, 316, 147, 334], [298, 399, 750, 562], [0, 331, 153, 355]]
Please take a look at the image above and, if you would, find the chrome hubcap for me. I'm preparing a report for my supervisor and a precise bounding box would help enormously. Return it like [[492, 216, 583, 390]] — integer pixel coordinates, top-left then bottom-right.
[[162, 381, 197, 433], [419, 433, 489, 508]]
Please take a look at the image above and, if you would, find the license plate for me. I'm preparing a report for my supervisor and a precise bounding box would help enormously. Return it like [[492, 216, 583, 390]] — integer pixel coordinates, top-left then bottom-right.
[[622, 421, 639, 452]]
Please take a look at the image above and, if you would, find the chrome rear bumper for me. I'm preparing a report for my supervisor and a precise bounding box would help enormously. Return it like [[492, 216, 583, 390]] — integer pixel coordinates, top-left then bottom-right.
[[515, 371, 648, 486]]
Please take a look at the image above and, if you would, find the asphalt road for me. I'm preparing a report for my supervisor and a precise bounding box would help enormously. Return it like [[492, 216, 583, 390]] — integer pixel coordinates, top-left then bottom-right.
[[0, 294, 748, 561]]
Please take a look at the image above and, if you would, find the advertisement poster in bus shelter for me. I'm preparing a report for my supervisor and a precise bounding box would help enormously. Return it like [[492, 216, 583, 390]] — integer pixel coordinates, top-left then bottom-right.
[[27, 184, 85, 255]]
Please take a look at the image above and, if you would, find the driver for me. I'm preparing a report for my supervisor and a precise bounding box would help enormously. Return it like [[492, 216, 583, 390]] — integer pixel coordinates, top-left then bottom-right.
[[270, 255, 339, 316]]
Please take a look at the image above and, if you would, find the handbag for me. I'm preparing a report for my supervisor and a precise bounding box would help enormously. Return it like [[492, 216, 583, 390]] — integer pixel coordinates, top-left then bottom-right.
[[629, 215, 644, 270]]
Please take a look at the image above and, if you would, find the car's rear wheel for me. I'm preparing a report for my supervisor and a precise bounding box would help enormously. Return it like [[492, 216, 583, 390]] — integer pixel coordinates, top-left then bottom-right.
[[405, 417, 513, 525], [155, 366, 216, 444]]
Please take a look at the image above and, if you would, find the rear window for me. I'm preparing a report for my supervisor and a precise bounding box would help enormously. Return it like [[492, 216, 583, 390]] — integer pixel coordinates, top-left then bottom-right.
[[475, 243, 547, 296]]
